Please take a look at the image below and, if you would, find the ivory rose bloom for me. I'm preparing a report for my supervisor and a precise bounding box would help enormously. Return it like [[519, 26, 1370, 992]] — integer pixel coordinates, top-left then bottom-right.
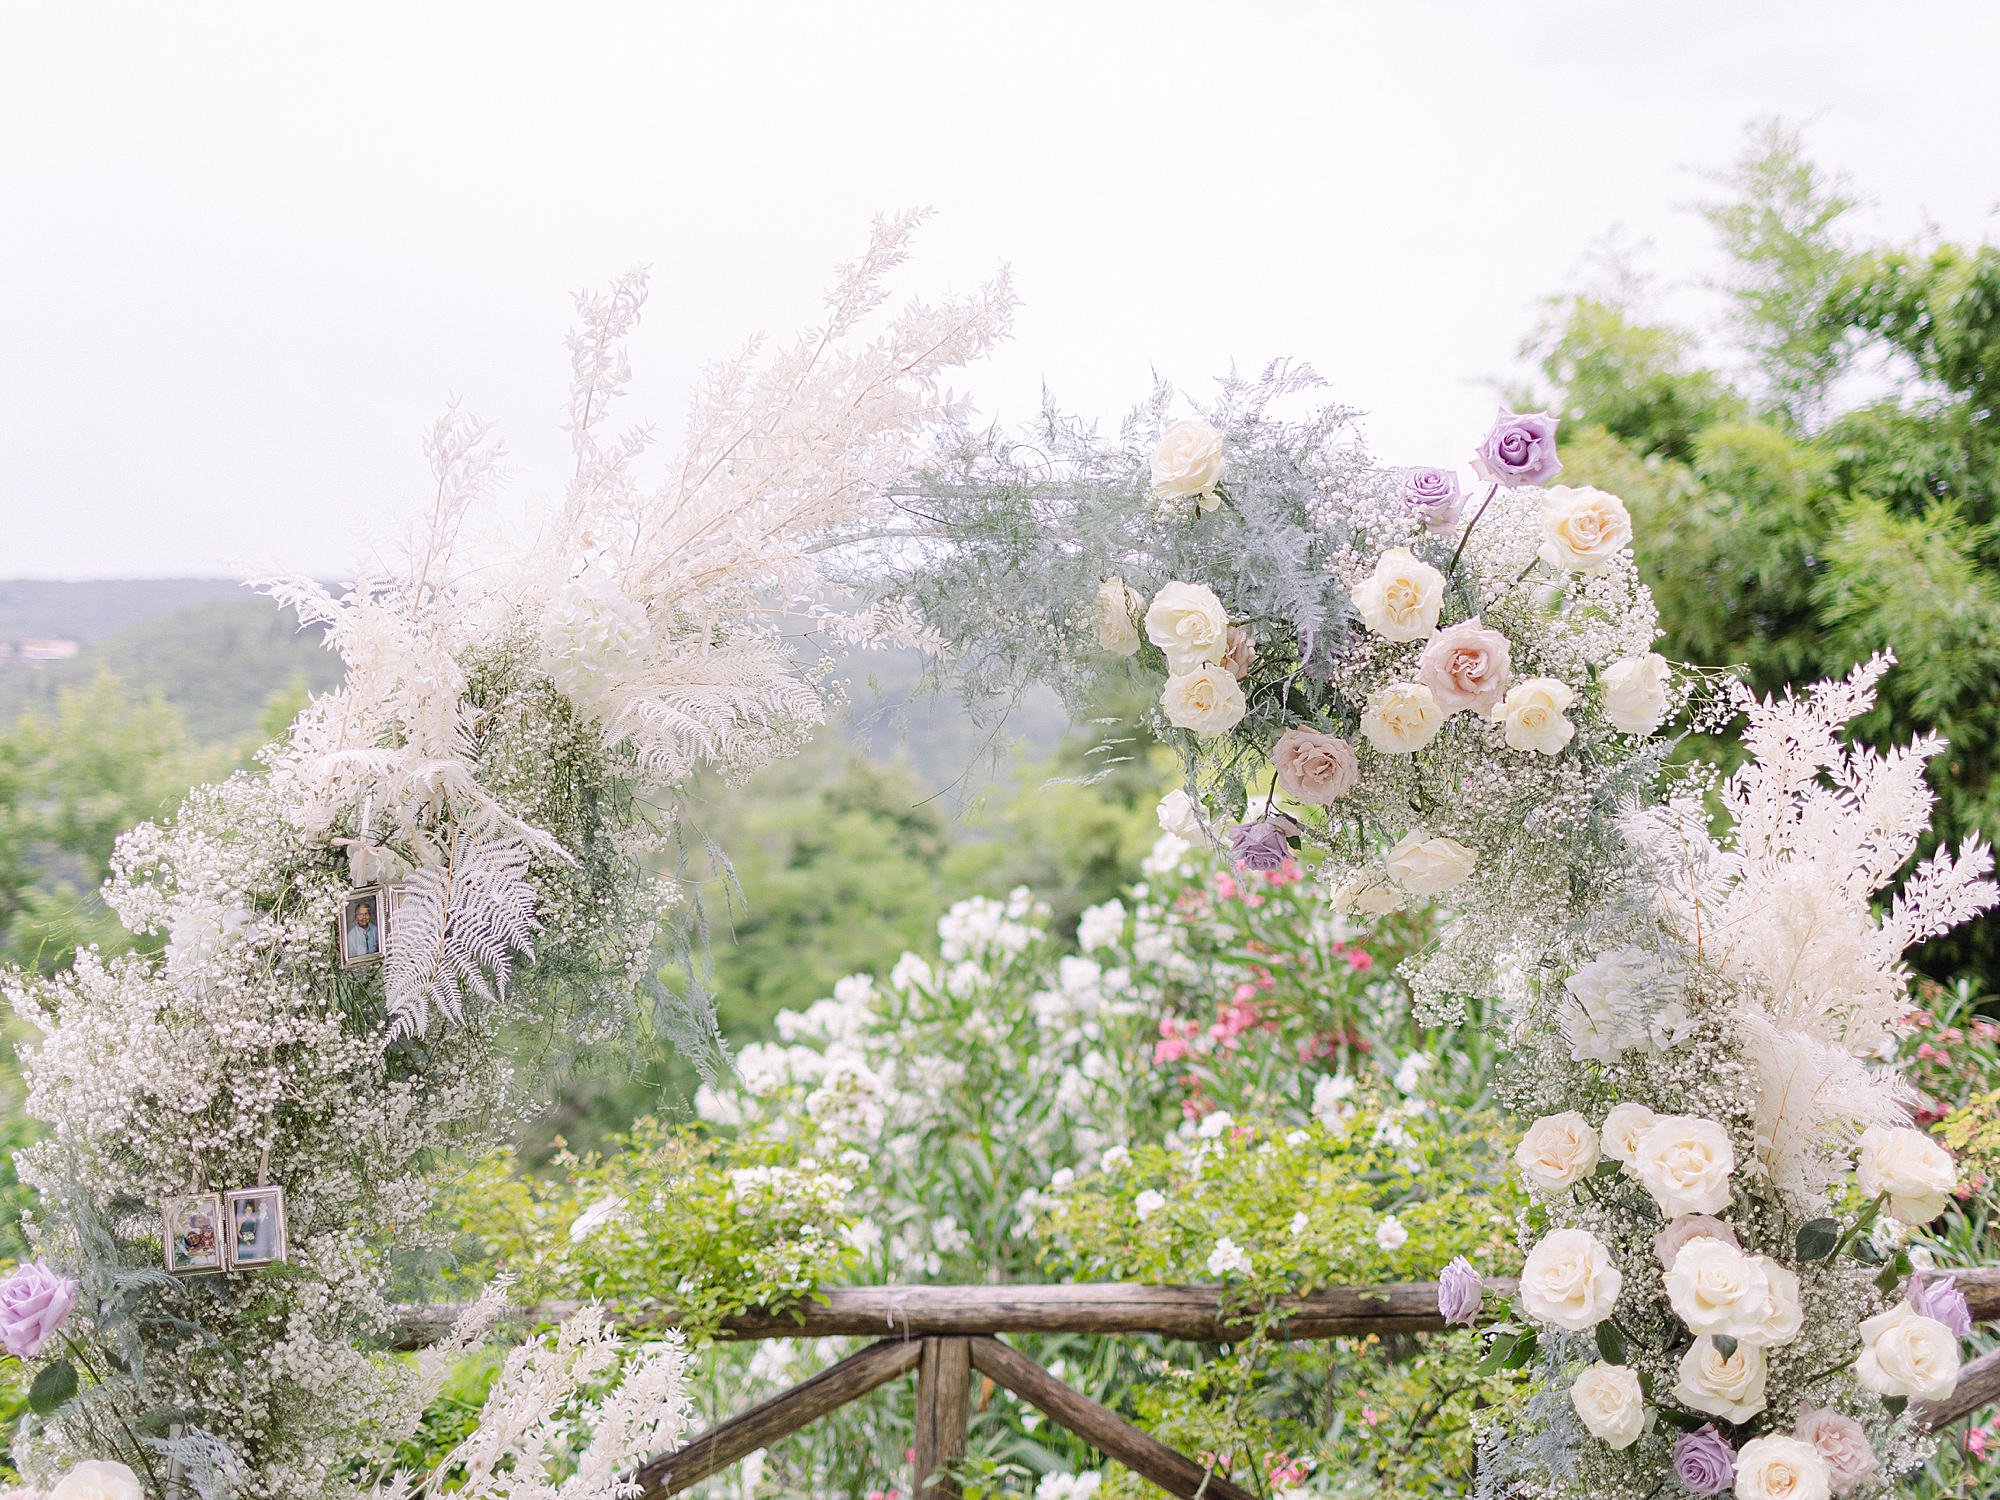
[[48, 1465, 143, 1500], [1791, 1408, 1878, 1497], [1272, 729, 1358, 803], [1495, 677, 1577, 755], [1383, 828, 1477, 895], [1569, 1362, 1645, 1449], [1537, 485, 1633, 574], [1350, 547, 1445, 642], [1603, 652, 1670, 734], [1161, 665, 1247, 737], [1675, 1336, 1768, 1423], [1854, 1300, 1961, 1400], [1654, 1214, 1739, 1272], [1145, 581, 1229, 672], [1514, 1112, 1601, 1194], [1632, 1115, 1735, 1217], [1733, 1436, 1832, 1500], [1855, 1124, 1957, 1223], [1600, 1102, 1658, 1167], [1156, 789, 1206, 842], [1150, 419, 1225, 507], [1095, 577, 1143, 656], [1415, 617, 1512, 716], [1362, 682, 1445, 754], [1746, 1258, 1803, 1347], [1520, 1227, 1622, 1330], [1666, 1238, 1771, 1338], [1330, 868, 1404, 916]]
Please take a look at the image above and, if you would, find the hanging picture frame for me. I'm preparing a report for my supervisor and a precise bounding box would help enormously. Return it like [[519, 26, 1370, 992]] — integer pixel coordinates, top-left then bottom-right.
[[223, 1185, 288, 1270], [162, 1192, 225, 1274], [337, 886, 386, 970]]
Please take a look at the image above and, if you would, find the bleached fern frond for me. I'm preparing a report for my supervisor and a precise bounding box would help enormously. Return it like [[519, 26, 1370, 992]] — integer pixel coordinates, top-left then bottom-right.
[[383, 837, 541, 1039], [569, 1332, 693, 1491], [1877, 836, 1997, 955], [1741, 1011, 1918, 1206]]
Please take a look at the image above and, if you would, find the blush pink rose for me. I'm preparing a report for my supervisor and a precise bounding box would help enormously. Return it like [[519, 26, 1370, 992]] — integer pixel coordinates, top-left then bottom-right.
[[1415, 617, 1512, 716], [1792, 1408, 1879, 1497], [1221, 625, 1258, 681], [1272, 729, 1360, 804], [1653, 1214, 1739, 1272]]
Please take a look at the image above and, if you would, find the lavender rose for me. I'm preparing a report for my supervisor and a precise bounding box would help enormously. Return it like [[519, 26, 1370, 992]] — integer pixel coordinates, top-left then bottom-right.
[[1653, 1213, 1739, 1272], [1671, 1426, 1736, 1496], [1908, 1272, 1973, 1338], [1415, 617, 1512, 717], [1471, 408, 1562, 488], [0, 1259, 77, 1359], [1229, 813, 1301, 873], [1792, 1408, 1879, 1497], [1437, 1255, 1483, 1326], [1272, 728, 1359, 804], [1401, 467, 1465, 531]]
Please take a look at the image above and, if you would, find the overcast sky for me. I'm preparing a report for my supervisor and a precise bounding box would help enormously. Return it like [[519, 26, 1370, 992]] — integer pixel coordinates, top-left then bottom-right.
[[4, 1, 1997, 581]]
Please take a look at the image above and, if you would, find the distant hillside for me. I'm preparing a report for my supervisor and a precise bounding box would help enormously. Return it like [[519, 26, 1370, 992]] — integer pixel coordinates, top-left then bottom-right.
[[0, 578, 253, 644]]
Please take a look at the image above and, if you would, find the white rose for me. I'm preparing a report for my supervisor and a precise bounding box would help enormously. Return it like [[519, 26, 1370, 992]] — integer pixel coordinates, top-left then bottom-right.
[[1674, 1335, 1768, 1423], [1632, 1115, 1735, 1217], [1096, 577, 1144, 655], [1161, 666, 1247, 737], [1855, 1300, 1961, 1400], [1383, 828, 1478, 895], [1362, 682, 1445, 754], [1741, 1256, 1804, 1348], [1150, 419, 1225, 507], [1495, 677, 1577, 755], [1329, 868, 1405, 916], [49, 1464, 144, 1500], [1134, 1189, 1166, 1222], [1602, 652, 1670, 735], [1735, 1436, 1832, 1500], [1144, 581, 1230, 672], [1568, 1362, 1645, 1449], [1855, 1125, 1957, 1224], [1537, 485, 1633, 574], [1514, 1112, 1601, 1194], [1350, 547, 1445, 642], [1520, 1227, 1622, 1331], [1600, 1102, 1658, 1167], [1665, 1238, 1770, 1339], [1156, 789, 1207, 842]]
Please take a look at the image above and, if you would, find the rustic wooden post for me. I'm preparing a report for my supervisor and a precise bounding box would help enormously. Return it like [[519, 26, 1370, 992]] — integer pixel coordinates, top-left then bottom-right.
[[912, 1336, 971, 1499]]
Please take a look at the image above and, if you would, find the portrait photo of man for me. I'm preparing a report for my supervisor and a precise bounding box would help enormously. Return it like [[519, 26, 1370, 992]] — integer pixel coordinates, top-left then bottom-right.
[[338, 887, 384, 970]]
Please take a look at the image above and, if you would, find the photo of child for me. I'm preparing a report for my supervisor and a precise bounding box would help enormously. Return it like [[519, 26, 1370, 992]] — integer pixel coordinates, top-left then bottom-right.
[[162, 1193, 225, 1274]]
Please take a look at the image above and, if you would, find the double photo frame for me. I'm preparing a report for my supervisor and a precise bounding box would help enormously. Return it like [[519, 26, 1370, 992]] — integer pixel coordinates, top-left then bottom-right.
[[162, 1185, 288, 1275]]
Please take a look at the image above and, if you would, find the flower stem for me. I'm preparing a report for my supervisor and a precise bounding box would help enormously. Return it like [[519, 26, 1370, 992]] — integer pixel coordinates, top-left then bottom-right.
[[1446, 484, 1500, 581]]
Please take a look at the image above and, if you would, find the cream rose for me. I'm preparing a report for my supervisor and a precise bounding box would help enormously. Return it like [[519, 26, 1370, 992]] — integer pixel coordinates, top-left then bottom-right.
[[1383, 828, 1478, 895], [49, 1464, 143, 1500], [1743, 1256, 1803, 1347], [1145, 581, 1230, 673], [1600, 1102, 1658, 1167], [1791, 1408, 1879, 1497], [1220, 624, 1257, 680], [1602, 652, 1670, 735], [1569, 1362, 1645, 1449], [1733, 1436, 1832, 1500], [1150, 419, 1225, 507], [1272, 728, 1359, 803], [1632, 1115, 1735, 1217], [1514, 1112, 1601, 1194], [1095, 577, 1143, 656], [1675, 1335, 1768, 1423], [1537, 485, 1633, 574], [1495, 677, 1577, 755], [1350, 547, 1445, 642], [1653, 1214, 1739, 1272], [1157, 789, 1206, 842], [1362, 682, 1445, 754], [1161, 665, 1247, 737], [1330, 868, 1405, 916], [1520, 1227, 1622, 1330], [1855, 1124, 1957, 1224], [1665, 1238, 1771, 1338], [1854, 1300, 1961, 1400]]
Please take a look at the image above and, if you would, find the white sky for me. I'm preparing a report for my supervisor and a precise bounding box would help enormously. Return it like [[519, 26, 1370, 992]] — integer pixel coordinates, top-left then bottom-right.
[[3, 1, 1997, 581]]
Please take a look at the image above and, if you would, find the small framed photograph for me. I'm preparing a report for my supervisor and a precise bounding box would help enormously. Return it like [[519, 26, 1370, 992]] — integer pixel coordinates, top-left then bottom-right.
[[224, 1186, 287, 1270], [338, 887, 385, 969], [163, 1193, 225, 1274], [381, 885, 415, 948]]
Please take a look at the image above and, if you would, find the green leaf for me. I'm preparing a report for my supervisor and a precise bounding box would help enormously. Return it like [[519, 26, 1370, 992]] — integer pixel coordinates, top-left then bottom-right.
[[1594, 1158, 1624, 1178], [1875, 1259, 1903, 1295], [1501, 1329, 1540, 1370], [1596, 1320, 1629, 1365], [1883, 1395, 1907, 1418], [1655, 1406, 1708, 1433], [1795, 1218, 1840, 1261], [28, 1360, 77, 1417], [1712, 1334, 1738, 1360], [1476, 1332, 1519, 1374]]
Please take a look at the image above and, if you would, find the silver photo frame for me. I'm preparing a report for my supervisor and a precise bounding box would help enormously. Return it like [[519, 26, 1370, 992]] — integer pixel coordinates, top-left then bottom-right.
[[162, 1192, 226, 1275], [223, 1185, 288, 1270], [337, 886, 386, 970]]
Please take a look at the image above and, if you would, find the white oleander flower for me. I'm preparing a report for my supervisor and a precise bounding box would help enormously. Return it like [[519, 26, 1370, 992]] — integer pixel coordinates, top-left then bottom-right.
[[1197, 1110, 1235, 1138], [1350, 547, 1444, 642], [1383, 828, 1477, 895], [1361, 681, 1445, 753], [1150, 419, 1224, 507], [1664, 1238, 1769, 1339], [1520, 1227, 1621, 1330], [1134, 1189, 1166, 1222], [1854, 1300, 1961, 1400], [1329, 867, 1406, 915], [1156, 789, 1207, 842], [1076, 900, 1126, 952], [1144, 581, 1229, 672], [1495, 677, 1577, 755], [1207, 1236, 1252, 1277], [1600, 1102, 1658, 1166], [1514, 1112, 1601, 1194], [1537, 485, 1633, 574], [1674, 1335, 1768, 1423], [1035, 1473, 1104, 1500], [1375, 1214, 1409, 1251], [1099, 1145, 1130, 1174], [1602, 652, 1670, 734], [1161, 665, 1246, 736], [1095, 577, 1144, 655], [1632, 1115, 1734, 1217], [1568, 1362, 1644, 1449], [1855, 1124, 1957, 1224], [1733, 1435, 1832, 1500], [48, 1463, 144, 1500]]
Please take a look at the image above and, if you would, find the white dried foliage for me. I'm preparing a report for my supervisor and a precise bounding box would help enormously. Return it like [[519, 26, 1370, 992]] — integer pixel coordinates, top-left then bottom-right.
[[383, 836, 541, 1038]]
